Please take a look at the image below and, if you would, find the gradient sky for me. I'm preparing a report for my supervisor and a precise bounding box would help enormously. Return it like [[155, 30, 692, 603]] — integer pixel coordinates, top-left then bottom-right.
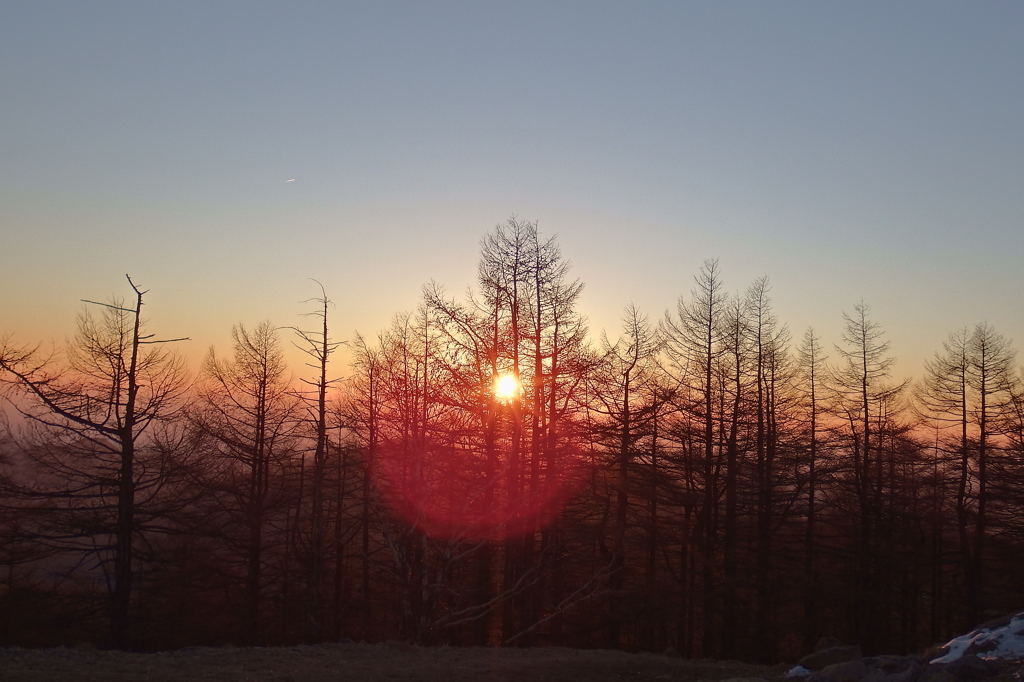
[[3, 2, 1023, 382]]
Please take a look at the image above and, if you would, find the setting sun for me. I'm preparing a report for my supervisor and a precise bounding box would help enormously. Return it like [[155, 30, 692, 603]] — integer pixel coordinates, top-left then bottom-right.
[[494, 373, 519, 400]]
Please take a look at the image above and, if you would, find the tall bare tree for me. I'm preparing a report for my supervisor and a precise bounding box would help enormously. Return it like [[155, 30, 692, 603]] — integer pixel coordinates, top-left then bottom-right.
[[588, 305, 663, 647], [795, 326, 827, 649], [917, 322, 1017, 627], [345, 331, 392, 640], [661, 259, 728, 657], [830, 301, 909, 648], [192, 321, 301, 644], [291, 282, 343, 642], [0, 275, 188, 648], [423, 217, 592, 644], [746, 276, 791, 662]]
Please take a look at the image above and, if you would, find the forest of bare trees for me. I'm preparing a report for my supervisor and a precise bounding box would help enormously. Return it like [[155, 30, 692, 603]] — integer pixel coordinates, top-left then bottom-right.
[[2, 219, 1024, 662]]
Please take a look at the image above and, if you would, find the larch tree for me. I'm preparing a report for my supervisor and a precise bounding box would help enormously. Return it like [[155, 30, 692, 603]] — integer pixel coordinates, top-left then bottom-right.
[[717, 289, 754, 658], [424, 217, 593, 645], [357, 305, 463, 643], [795, 326, 827, 649], [290, 282, 343, 642], [344, 332, 384, 640], [917, 322, 1018, 627], [476, 218, 532, 642], [661, 258, 729, 657], [191, 321, 302, 644], [829, 301, 909, 650], [746, 276, 793, 662], [588, 304, 663, 647], [0, 275, 189, 648]]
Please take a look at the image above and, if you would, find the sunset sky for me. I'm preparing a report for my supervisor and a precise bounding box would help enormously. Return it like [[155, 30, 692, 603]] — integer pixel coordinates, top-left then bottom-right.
[[3, 2, 1023, 380]]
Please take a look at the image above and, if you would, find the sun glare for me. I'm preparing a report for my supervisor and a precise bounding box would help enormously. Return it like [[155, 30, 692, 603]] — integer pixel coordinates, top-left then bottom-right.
[[495, 373, 518, 400]]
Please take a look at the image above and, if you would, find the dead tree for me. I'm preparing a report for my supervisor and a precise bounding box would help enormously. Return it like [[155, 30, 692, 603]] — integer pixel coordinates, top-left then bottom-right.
[[290, 281, 344, 642], [0, 275, 188, 648]]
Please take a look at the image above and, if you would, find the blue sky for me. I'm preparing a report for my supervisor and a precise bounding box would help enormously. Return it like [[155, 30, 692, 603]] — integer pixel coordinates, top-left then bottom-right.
[[3, 2, 1023, 378]]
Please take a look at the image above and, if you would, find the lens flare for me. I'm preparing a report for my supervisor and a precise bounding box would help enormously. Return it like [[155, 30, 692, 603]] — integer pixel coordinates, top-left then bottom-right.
[[372, 446, 587, 541], [370, 370, 589, 541]]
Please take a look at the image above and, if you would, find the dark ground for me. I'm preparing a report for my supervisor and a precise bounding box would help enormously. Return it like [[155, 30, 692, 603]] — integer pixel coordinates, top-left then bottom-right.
[[0, 642, 784, 682]]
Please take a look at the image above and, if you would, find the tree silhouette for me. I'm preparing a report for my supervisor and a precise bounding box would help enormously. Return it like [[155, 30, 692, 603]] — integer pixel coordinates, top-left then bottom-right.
[[917, 323, 1018, 628], [588, 305, 665, 647], [191, 321, 302, 644], [795, 326, 828, 649], [661, 259, 729, 657], [0, 275, 189, 648], [290, 282, 344, 642], [829, 301, 910, 650]]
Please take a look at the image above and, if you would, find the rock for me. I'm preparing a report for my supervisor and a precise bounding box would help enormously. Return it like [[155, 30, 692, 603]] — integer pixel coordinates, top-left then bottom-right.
[[942, 654, 1000, 680], [862, 657, 922, 682], [800, 646, 864, 671], [811, 660, 868, 682], [815, 638, 843, 652], [865, 656, 919, 672], [919, 668, 956, 682]]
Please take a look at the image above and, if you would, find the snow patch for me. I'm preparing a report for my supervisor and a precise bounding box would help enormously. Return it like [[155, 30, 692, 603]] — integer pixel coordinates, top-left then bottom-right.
[[931, 615, 1024, 664]]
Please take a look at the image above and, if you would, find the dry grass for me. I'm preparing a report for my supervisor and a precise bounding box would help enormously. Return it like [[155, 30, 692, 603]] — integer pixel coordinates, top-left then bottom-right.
[[0, 642, 782, 682]]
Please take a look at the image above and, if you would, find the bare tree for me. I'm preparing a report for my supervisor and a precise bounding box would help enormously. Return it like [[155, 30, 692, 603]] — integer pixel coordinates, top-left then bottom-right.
[[290, 282, 343, 642], [795, 326, 827, 649], [661, 259, 729, 657], [0, 275, 188, 648], [917, 322, 1017, 627], [345, 332, 384, 640], [746, 276, 791, 662], [588, 305, 664, 647], [422, 217, 593, 644], [191, 321, 301, 644], [353, 306, 452, 642], [830, 301, 909, 649]]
